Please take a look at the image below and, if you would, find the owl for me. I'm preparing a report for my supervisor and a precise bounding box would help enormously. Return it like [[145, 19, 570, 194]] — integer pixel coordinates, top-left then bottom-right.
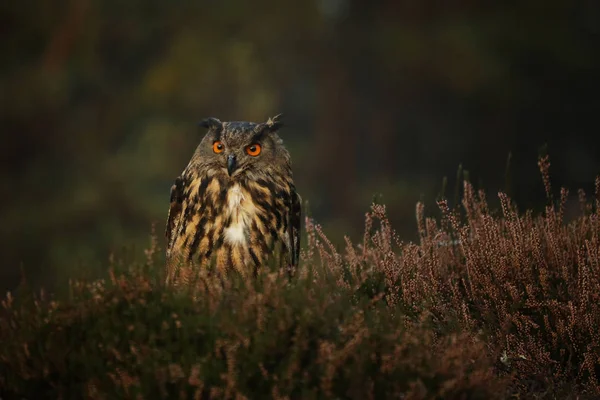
[[165, 115, 301, 286]]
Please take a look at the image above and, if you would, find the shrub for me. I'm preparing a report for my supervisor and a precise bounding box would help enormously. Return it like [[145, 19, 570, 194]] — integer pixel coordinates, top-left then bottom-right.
[[1, 158, 598, 399]]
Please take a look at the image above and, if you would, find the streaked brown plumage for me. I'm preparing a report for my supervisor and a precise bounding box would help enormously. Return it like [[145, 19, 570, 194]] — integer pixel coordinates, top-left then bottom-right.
[[165, 115, 301, 286]]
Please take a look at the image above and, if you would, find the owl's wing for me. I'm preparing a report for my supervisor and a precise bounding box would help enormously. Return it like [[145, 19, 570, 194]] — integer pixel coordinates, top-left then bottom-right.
[[165, 176, 185, 249], [288, 188, 302, 266]]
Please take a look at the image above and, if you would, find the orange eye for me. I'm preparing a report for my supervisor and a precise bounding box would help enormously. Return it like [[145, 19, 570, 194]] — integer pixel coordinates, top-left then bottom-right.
[[213, 141, 224, 154], [246, 143, 261, 156]]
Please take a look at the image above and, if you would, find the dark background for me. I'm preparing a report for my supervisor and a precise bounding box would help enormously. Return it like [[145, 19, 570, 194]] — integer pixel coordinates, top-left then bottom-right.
[[1, 0, 599, 293]]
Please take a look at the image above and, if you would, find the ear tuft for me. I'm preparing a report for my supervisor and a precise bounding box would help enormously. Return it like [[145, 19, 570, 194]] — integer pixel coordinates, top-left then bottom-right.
[[198, 117, 223, 130], [255, 114, 283, 134], [266, 113, 283, 130]]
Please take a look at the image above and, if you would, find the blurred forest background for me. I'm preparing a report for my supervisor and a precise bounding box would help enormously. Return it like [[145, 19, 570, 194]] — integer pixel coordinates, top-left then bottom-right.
[[1, 0, 599, 293]]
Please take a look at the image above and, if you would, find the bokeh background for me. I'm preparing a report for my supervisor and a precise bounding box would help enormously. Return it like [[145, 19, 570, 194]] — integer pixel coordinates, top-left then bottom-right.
[[2, 0, 600, 293]]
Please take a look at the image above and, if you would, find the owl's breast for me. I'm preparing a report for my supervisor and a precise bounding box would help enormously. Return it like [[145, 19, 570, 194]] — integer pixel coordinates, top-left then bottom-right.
[[223, 184, 257, 245]]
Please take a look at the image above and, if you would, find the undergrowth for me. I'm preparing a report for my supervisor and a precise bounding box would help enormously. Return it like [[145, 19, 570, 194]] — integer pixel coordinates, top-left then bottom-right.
[[1, 157, 599, 399]]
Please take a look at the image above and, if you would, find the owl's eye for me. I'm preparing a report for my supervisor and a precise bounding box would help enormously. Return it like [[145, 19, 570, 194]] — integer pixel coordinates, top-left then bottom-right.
[[213, 141, 224, 154], [246, 143, 261, 156]]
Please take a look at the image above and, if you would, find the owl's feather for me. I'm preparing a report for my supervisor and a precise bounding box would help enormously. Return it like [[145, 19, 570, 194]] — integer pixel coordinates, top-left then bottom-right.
[[165, 176, 185, 249], [289, 189, 301, 267]]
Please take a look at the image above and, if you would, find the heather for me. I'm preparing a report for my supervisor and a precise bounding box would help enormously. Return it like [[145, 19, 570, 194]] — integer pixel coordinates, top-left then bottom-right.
[[1, 160, 599, 399]]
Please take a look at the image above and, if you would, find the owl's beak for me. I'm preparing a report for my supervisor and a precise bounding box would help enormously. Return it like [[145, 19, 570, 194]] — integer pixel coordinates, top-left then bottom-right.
[[227, 154, 237, 176]]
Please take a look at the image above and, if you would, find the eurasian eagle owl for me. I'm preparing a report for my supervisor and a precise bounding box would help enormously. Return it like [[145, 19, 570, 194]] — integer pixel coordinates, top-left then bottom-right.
[[165, 115, 301, 286]]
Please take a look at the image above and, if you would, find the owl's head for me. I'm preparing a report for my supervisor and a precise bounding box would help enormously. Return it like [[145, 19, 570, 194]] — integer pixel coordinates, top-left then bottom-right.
[[191, 115, 291, 180]]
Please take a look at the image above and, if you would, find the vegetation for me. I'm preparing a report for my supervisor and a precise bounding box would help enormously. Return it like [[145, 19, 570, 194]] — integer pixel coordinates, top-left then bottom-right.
[[1, 159, 599, 399]]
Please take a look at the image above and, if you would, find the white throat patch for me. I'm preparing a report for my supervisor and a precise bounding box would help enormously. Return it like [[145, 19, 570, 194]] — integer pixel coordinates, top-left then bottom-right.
[[227, 184, 244, 208], [223, 184, 253, 245]]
